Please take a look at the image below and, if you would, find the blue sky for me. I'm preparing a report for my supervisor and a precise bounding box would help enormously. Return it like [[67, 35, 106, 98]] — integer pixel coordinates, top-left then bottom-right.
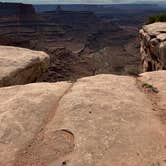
[[0, 0, 165, 4]]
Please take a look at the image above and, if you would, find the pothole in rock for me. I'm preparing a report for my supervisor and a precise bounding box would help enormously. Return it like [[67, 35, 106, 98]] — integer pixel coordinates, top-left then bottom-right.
[[15, 129, 75, 166]]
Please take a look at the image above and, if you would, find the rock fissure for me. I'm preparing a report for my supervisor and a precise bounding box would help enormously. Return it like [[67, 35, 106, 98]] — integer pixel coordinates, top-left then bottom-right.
[[40, 82, 74, 130], [14, 82, 75, 166]]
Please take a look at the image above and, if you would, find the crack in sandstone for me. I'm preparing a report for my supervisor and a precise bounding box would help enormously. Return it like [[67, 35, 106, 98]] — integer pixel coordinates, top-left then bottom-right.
[[14, 82, 75, 166], [40, 82, 74, 130]]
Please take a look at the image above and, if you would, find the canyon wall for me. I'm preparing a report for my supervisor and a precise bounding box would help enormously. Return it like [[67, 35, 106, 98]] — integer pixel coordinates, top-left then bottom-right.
[[0, 3, 39, 47], [140, 22, 166, 72]]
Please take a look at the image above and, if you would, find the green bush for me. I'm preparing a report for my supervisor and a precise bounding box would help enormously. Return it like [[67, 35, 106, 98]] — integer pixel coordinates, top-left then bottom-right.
[[147, 13, 166, 24]]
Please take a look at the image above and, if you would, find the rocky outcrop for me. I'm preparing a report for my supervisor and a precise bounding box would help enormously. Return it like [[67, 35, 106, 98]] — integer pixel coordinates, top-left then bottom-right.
[[140, 22, 166, 72], [16, 3, 37, 21], [0, 46, 49, 87], [0, 71, 166, 166]]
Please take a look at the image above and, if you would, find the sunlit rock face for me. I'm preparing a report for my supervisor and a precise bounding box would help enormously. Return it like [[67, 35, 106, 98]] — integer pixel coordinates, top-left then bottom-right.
[[140, 22, 166, 72]]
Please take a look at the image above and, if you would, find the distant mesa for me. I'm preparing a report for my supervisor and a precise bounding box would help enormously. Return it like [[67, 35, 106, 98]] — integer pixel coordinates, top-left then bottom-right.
[[0, 2, 37, 21], [56, 5, 63, 13]]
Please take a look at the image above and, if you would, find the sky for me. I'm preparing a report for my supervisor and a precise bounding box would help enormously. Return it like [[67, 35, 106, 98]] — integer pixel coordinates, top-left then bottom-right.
[[0, 0, 165, 4]]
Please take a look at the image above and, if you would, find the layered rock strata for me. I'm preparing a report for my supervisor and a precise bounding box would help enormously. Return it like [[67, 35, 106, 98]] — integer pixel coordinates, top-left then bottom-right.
[[140, 22, 166, 72]]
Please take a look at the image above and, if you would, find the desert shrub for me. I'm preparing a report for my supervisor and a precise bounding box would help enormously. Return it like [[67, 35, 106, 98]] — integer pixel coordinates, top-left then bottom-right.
[[147, 13, 166, 24], [142, 82, 159, 93]]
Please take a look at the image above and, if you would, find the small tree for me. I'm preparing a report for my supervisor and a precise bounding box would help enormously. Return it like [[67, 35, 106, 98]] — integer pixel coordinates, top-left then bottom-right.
[[147, 13, 166, 24]]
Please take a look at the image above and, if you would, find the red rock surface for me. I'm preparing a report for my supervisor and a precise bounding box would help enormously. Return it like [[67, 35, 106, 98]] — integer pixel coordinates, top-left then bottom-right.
[[0, 71, 166, 166]]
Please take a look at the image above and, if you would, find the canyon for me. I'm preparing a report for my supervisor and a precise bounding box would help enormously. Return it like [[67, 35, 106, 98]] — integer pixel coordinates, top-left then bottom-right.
[[1, 3, 165, 81], [0, 3, 148, 81], [0, 2, 166, 166]]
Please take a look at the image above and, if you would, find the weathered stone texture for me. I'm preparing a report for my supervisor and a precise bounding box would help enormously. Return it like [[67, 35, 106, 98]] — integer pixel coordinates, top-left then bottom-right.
[[140, 22, 166, 72]]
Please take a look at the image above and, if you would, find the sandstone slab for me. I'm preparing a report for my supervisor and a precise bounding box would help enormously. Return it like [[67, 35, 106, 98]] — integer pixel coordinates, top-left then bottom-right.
[[0, 46, 49, 87], [0, 72, 166, 165]]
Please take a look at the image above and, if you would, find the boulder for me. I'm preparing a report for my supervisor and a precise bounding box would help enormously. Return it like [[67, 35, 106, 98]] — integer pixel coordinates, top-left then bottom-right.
[[139, 22, 166, 72], [0, 46, 49, 87], [0, 72, 166, 166]]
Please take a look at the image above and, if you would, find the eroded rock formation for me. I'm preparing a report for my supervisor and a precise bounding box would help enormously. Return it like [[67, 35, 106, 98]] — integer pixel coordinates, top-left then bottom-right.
[[140, 22, 166, 72], [0, 46, 49, 87]]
